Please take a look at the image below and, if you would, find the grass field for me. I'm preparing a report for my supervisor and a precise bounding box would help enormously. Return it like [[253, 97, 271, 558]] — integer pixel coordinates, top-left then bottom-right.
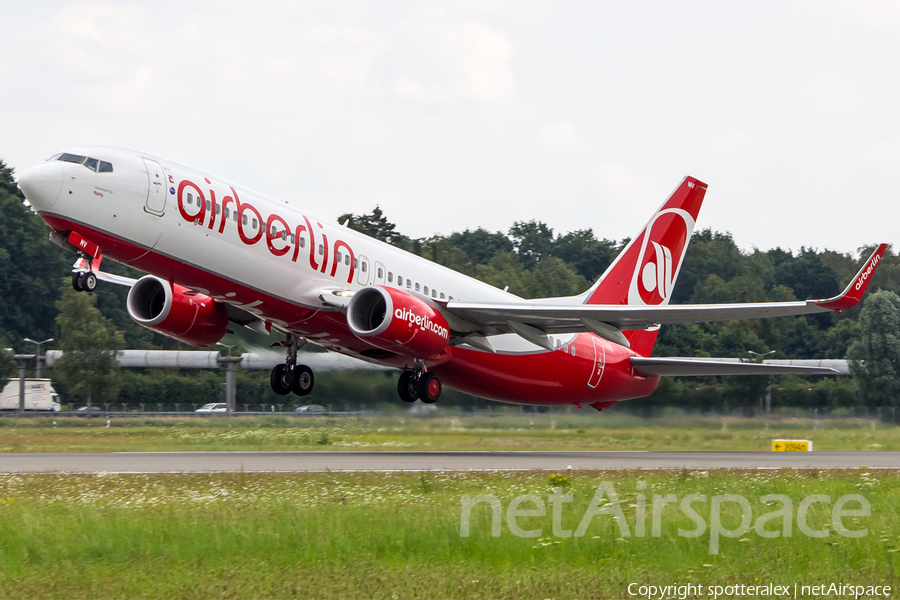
[[0, 469, 897, 598], [0, 413, 898, 453]]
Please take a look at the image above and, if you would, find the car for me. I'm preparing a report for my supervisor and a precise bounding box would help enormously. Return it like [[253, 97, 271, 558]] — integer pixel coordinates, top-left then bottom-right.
[[195, 403, 228, 414], [294, 404, 325, 415], [73, 406, 102, 416]]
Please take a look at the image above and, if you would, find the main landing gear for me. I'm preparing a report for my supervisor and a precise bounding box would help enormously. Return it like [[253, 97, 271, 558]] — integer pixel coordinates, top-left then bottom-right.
[[72, 270, 98, 293], [270, 335, 315, 397], [397, 360, 442, 404]]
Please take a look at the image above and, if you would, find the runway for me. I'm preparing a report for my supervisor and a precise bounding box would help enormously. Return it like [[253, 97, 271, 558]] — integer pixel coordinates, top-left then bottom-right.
[[0, 451, 898, 473]]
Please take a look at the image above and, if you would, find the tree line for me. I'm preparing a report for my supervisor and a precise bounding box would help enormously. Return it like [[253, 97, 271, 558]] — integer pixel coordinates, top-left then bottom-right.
[[2, 158, 899, 412]]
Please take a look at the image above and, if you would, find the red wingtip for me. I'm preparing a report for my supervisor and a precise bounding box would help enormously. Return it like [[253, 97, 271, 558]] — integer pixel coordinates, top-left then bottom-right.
[[817, 243, 887, 311]]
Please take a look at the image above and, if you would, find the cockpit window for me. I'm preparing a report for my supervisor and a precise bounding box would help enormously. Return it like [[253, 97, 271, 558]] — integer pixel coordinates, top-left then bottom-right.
[[99, 161, 113, 173], [58, 153, 86, 164], [47, 153, 62, 161], [84, 158, 99, 172]]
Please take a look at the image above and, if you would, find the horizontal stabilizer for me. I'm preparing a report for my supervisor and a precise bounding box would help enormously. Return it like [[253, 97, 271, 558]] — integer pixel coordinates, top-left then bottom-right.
[[631, 357, 843, 377]]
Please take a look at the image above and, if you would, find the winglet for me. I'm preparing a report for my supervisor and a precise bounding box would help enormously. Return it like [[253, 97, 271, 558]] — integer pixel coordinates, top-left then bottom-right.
[[816, 243, 887, 311]]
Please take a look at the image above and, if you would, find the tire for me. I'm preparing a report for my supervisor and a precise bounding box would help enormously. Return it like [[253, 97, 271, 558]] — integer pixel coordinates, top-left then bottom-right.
[[72, 272, 84, 292], [290, 364, 314, 396], [397, 371, 418, 403], [419, 373, 442, 404], [80, 272, 98, 292], [270, 364, 291, 395]]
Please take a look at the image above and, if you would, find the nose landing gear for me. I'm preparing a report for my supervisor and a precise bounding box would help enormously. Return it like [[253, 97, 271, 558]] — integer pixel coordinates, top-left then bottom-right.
[[397, 361, 442, 404], [72, 270, 98, 293], [270, 335, 315, 397]]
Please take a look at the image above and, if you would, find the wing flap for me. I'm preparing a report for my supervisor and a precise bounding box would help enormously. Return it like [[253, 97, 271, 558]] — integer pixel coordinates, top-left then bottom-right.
[[631, 357, 842, 377]]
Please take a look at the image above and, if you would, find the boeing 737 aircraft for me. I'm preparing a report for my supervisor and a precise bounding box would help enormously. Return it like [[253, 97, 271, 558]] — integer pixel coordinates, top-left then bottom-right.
[[17, 147, 886, 410]]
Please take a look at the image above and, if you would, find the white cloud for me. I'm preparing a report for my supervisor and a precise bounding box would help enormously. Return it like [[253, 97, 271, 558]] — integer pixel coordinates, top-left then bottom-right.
[[540, 121, 580, 153]]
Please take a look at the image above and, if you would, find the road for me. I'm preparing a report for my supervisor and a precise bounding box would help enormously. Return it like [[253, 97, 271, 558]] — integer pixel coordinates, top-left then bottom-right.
[[0, 451, 898, 473]]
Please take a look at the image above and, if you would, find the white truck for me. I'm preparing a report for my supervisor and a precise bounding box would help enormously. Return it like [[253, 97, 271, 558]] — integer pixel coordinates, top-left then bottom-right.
[[0, 378, 62, 412]]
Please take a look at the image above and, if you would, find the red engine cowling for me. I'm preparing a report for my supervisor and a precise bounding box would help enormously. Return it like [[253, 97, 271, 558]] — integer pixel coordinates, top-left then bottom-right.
[[347, 286, 450, 358], [126, 275, 228, 347]]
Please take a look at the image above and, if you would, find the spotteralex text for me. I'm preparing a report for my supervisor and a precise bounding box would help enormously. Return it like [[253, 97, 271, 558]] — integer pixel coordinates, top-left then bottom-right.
[[627, 582, 891, 600]]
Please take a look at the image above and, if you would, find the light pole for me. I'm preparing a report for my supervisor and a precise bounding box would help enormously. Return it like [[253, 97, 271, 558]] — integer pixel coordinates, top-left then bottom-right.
[[748, 350, 777, 415], [216, 343, 240, 414], [24, 338, 53, 378]]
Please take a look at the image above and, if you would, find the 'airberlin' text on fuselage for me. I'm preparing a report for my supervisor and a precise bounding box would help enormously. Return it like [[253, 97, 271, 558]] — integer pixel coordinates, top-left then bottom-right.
[[176, 179, 357, 284]]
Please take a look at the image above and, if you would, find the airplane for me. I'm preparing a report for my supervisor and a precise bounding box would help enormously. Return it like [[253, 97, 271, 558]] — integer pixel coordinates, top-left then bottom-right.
[[16, 146, 886, 411]]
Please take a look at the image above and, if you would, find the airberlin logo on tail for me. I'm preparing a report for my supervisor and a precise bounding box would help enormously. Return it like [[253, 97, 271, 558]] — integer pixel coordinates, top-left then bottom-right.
[[394, 307, 449, 340], [628, 209, 695, 306], [855, 254, 880, 291]]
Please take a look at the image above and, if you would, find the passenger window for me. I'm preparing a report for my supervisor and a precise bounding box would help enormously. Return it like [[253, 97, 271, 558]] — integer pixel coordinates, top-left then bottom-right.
[[318, 244, 323, 255], [282, 230, 287, 241], [345, 255, 350, 266], [388, 272, 393, 283], [271, 225, 277, 236], [223, 207, 230, 219], [215, 204, 220, 215], [362, 262, 367, 273], [233, 211, 237, 222], [407, 280, 412, 289], [187, 193, 194, 205], [252, 218, 258, 229], [377, 267, 383, 278], [448, 296, 453, 300], [290, 234, 295, 244], [398, 276, 403, 286], [423, 286, 429, 295], [300, 237, 305, 248], [84, 158, 98, 172], [207, 200, 211, 212], [431, 289, 436, 298], [353, 258, 358, 268], [440, 292, 445, 300], [242, 214, 248, 225], [415, 283, 420, 292], [570, 346, 576, 357], [99, 161, 114, 173], [336, 251, 342, 262]]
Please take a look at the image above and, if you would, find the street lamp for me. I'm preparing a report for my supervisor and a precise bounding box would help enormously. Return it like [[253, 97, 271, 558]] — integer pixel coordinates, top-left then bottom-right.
[[23, 338, 53, 378], [747, 350, 776, 362]]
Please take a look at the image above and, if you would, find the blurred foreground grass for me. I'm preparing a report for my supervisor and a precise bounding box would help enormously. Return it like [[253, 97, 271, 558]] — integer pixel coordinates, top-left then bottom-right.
[[0, 413, 898, 452], [0, 470, 897, 598]]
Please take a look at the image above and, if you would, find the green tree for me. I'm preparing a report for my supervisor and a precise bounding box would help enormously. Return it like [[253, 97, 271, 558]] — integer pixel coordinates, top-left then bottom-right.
[[54, 282, 125, 411], [337, 206, 412, 248], [848, 290, 900, 407], [0, 160, 72, 346]]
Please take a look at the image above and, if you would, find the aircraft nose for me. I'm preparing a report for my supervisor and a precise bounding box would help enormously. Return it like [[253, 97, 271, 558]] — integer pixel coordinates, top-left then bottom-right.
[[18, 161, 64, 211]]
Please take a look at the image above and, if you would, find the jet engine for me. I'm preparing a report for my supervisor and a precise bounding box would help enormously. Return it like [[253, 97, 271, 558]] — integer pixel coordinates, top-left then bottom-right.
[[347, 286, 450, 358], [127, 275, 228, 347]]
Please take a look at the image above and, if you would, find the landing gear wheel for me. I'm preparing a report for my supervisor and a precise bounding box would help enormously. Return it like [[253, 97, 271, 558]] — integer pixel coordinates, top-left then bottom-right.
[[397, 371, 418, 403], [72, 272, 84, 292], [79, 272, 98, 293], [270, 364, 291, 395], [419, 373, 442, 404], [290, 364, 314, 396]]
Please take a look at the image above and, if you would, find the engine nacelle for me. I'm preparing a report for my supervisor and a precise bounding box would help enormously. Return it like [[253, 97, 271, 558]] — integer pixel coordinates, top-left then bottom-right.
[[347, 286, 450, 358], [127, 275, 228, 347]]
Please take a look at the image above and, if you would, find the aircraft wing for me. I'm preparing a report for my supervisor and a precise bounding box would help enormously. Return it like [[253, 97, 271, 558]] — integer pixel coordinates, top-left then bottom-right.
[[631, 357, 843, 377], [444, 244, 886, 341]]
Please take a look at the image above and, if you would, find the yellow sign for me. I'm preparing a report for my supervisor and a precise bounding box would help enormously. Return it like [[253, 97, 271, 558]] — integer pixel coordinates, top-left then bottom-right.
[[772, 439, 812, 452]]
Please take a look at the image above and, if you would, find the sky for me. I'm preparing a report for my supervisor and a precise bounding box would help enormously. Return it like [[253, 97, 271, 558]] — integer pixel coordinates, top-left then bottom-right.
[[2, 1, 899, 257]]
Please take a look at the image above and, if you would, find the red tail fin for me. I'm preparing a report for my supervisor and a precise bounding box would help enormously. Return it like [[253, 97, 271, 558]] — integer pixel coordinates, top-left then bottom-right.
[[582, 176, 708, 355]]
